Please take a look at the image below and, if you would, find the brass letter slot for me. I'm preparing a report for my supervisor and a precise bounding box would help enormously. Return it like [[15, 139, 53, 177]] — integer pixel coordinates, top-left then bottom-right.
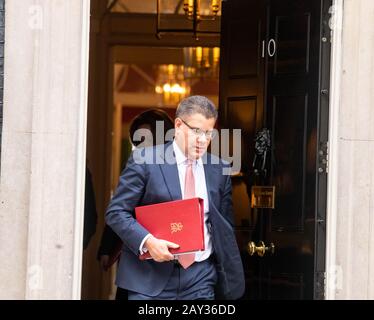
[[251, 186, 275, 209]]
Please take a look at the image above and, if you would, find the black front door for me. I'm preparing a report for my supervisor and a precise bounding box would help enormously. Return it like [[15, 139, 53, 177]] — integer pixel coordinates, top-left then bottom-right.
[[219, 0, 331, 299]]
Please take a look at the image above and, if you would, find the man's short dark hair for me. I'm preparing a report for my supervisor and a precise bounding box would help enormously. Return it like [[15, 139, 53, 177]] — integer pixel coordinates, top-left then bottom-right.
[[176, 95, 218, 120]]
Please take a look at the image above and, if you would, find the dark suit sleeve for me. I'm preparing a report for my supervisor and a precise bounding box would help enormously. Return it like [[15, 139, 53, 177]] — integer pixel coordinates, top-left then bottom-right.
[[105, 151, 150, 256], [220, 164, 235, 228]]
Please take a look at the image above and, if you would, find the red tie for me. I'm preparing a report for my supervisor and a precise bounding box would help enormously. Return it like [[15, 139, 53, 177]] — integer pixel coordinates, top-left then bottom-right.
[[178, 159, 196, 269]]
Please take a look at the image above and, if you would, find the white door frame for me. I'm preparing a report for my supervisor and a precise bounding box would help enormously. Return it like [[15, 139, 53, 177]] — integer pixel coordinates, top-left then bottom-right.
[[325, 0, 344, 300], [73, 0, 91, 299]]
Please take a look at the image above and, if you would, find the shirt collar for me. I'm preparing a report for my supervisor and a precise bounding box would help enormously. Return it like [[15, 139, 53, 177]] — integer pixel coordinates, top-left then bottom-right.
[[172, 140, 203, 167]]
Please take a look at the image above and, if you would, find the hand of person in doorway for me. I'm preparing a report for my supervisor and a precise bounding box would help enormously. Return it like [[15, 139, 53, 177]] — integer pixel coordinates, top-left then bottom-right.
[[99, 255, 110, 272]]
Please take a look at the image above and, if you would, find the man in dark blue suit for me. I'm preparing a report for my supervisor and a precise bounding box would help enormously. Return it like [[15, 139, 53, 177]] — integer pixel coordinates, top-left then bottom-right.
[[106, 95, 245, 300]]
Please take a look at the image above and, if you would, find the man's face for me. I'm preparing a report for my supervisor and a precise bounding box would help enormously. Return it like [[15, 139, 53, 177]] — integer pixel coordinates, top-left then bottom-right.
[[175, 113, 216, 159]]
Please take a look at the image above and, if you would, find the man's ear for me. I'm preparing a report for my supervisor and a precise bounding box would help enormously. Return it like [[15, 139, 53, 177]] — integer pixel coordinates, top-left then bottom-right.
[[175, 118, 182, 129]]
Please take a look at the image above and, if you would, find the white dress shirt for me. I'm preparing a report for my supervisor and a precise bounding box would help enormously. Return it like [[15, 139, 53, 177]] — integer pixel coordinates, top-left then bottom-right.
[[172, 140, 212, 262], [139, 140, 213, 262]]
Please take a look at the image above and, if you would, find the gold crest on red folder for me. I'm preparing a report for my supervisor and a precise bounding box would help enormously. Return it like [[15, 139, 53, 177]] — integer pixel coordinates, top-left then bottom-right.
[[171, 222, 184, 234]]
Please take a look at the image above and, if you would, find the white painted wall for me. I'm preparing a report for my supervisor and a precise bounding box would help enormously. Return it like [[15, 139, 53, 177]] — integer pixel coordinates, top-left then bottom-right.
[[0, 0, 90, 299], [327, 0, 374, 299]]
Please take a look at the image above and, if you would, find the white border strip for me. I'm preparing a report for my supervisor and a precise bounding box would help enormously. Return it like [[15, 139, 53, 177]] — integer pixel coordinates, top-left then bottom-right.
[[325, 0, 344, 300], [72, 0, 91, 300]]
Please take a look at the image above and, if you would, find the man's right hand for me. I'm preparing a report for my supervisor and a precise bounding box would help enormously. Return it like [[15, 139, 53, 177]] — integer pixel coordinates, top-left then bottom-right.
[[144, 235, 179, 262]]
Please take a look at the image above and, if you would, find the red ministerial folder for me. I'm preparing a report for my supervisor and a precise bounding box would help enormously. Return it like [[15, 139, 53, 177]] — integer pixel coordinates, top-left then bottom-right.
[[135, 198, 205, 260]]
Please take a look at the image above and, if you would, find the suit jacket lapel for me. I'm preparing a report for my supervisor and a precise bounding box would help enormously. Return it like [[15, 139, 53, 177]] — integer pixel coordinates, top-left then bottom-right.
[[202, 153, 218, 211], [158, 142, 183, 201]]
